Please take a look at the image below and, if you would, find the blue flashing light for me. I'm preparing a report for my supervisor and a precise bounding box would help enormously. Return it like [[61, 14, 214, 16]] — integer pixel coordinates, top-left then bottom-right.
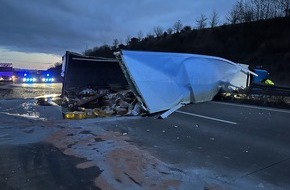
[[24, 73, 27, 76], [46, 74, 50, 77]]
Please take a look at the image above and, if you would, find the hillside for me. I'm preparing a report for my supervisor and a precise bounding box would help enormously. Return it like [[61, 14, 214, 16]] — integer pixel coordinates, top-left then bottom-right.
[[87, 17, 290, 85]]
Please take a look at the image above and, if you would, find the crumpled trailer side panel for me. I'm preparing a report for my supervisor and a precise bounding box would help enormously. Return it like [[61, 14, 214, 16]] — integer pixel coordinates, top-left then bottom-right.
[[118, 50, 251, 114]]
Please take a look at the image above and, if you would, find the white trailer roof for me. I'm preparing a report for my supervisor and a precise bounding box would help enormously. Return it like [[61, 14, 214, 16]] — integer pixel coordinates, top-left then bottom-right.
[[117, 50, 253, 114]]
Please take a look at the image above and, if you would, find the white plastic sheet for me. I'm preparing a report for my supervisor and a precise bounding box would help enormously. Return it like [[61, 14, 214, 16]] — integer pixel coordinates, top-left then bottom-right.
[[118, 50, 251, 114]]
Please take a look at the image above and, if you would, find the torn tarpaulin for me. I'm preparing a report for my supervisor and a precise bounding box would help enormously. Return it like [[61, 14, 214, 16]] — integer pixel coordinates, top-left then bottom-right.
[[116, 50, 253, 114]]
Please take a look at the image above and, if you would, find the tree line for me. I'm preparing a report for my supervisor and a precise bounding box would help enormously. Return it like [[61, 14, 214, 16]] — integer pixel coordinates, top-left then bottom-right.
[[83, 0, 289, 58], [227, 0, 290, 24]]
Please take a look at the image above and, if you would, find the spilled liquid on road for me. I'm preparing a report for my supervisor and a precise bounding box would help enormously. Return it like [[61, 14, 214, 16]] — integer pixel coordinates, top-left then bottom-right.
[[0, 143, 102, 190]]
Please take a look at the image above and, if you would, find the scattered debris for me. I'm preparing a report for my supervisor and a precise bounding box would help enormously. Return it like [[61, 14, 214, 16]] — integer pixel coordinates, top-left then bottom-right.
[[173, 125, 178, 128], [61, 88, 146, 119], [210, 137, 215, 141], [195, 124, 199, 128], [36, 97, 52, 106], [64, 112, 74, 119], [159, 104, 183, 119]]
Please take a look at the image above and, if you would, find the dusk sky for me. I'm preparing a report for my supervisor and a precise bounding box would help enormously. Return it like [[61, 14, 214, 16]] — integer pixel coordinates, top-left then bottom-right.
[[0, 0, 238, 70]]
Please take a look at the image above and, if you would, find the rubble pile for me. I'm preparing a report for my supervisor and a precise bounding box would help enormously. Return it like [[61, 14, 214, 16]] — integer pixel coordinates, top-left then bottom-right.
[[61, 88, 145, 119]]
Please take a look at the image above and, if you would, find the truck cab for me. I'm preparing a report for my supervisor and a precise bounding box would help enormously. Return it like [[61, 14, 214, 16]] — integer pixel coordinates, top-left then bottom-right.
[[252, 69, 270, 84]]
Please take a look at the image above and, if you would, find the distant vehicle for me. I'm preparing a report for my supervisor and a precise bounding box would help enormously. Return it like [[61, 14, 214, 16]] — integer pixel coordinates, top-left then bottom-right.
[[0, 63, 14, 83], [13, 69, 56, 83], [21, 72, 38, 83], [40, 73, 55, 83], [21, 73, 55, 83]]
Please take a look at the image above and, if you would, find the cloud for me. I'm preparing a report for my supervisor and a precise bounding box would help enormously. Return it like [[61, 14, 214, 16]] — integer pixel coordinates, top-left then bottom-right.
[[0, 48, 61, 70], [0, 0, 237, 56]]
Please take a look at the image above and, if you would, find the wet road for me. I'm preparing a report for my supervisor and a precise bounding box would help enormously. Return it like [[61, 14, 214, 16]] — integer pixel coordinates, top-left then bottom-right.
[[0, 83, 102, 190], [0, 83, 62, 99], [1, 83, 290, 189], [0, 143, 101, 190]]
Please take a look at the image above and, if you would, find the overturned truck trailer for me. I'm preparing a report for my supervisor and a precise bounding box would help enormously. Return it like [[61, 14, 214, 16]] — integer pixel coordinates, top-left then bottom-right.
[[61, 50, 253, 115]]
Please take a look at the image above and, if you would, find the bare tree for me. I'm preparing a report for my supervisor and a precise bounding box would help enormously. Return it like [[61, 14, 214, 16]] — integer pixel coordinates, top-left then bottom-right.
[[278, 0, 290, 16], [146, 32, 154, 39], [167, 28, 173, 34], [228, 0, 288, 24], [153, 26, 164, 37], [137, 30, 143, 41], [250, 0, 281, 20], [125, 35, 131, 45], [227, 6, 240, 24], [173, 20, 183, 33], [209, 10, 219, 28], [112, 39, 119, 48], [234, 0, 254, 22], [243, 2, 254, 22], [227, 0, 253, 23], [262, 0, 276, 19], [250, 0, 262, 20], [196, 14, 207, 29]]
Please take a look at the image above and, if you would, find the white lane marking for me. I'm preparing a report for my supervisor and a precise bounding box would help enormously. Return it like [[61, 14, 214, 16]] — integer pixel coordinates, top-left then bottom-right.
[[176, 110, 238, 125], [211, 101, 290, 114]]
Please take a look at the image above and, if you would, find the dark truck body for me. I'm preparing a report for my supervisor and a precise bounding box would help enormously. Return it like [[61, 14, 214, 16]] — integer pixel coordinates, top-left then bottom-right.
[[61, 51, 128, 97]]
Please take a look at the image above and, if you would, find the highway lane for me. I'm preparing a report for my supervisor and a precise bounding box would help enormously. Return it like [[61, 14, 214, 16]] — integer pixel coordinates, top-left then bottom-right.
[[1, 81, 290, 189], [0, 83, 62, 99], [114, 101, 290, 189]]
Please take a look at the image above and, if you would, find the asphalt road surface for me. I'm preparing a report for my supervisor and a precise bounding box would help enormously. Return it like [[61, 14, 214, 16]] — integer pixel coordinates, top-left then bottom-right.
[[1, 82, 290, 189], [112, 101, 290, 189], [0, 143, 101, 190], [0, 83, 62, 99]]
